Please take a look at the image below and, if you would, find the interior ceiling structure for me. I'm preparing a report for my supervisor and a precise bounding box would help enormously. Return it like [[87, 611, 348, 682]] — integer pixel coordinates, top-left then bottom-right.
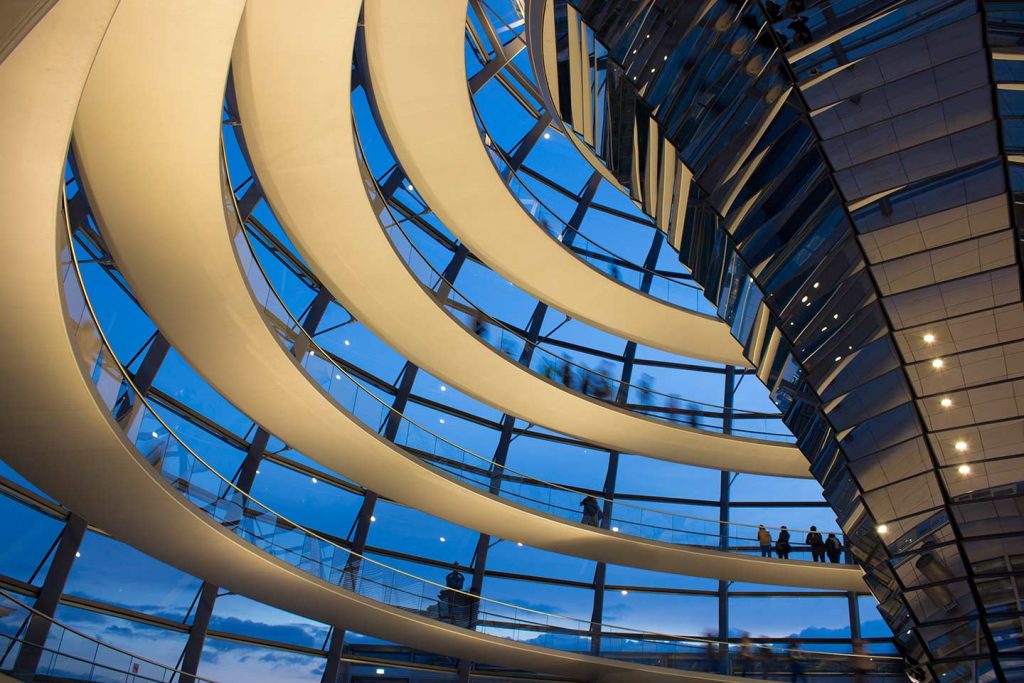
[[539, 0, 1024, 680], [6, 0, 1021, 681]]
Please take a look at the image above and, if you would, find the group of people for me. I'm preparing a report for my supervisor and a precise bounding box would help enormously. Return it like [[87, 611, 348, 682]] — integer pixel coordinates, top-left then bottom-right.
[[540, 356, 618, 401], [731, 635, 874, 681], [757, 524, 844, 562]]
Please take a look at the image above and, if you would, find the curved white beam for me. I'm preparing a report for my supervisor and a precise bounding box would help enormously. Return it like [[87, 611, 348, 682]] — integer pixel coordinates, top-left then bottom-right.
[[68, 0, 855, 592], [233, 0, 808, 479], [362, 1, 747, 368]]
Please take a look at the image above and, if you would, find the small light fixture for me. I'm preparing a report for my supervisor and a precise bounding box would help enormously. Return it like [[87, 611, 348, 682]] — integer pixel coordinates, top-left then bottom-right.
[[376, 669, 385, 676], [834, 356, 842, 362], [663, 55, 668, 61], [440, 385, 447, 392], [954, 440, 968, 452], [923, 333, 936, 343], [833, 313, 839, 319], [620, 590, 629, 596], [650, 68, 656, 73], [310, 350, 315, 356], [370, 515, 376, 522], [406, 184, 414, 192], [439, 536, 446, 543], [75, 551, 81, 558], [958, 464, 971, 475], [611, 526, 620, 532], [343, 339, 350, 346], [813, 282, 819, 289], [940, 398, 952, 408], [517, 542, 523, 547], [931, 358, 944, 369], [821, 326, 828, 332], [439, 418, 445, 424], [543, 132, 551, 140], [311, 477, 318, 484], [801, 295, 808, 303], [876, 524, 888, 534], [335, 374, 341, 380], [151, 431, 159, 438], [256, 469, 261, 475]]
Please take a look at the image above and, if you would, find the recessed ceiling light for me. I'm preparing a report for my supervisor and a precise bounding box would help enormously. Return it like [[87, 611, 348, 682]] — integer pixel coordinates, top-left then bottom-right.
[[801, 295, 808, 303], [954, 440, 967, 451], [813, 282, 819, 288], [876, 524, 888, 534], [940, 398, 952, 408], [958, 464, 971, 474], [923, 333, 936, 343], [833, 313, 839, 319], [821, 326, 828, 332], [834, 356, 842, 362], [931, 358, 943, 369]]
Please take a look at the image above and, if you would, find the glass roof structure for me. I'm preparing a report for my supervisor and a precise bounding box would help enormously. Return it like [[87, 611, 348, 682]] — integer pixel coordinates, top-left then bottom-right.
[[0, 0, 1018, 682]]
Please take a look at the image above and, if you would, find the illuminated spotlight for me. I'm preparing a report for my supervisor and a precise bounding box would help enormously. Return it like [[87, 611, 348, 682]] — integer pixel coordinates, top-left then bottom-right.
[[75, 551, 81, 558], [311, 477, 318, 484], [663, 55, 668, 61], [800, 295, 808, 303], [439, 536, 446, 543], [620, 590, 629, 596], [370, 515, 376, 522], [940, 397, 953, 408], [834, 356, 842, 362], [931, 358, 944, 369], [310, 350, 315, 356], [376, 669, 385, 676], [256, 469, 261, 475], [821, 326, 828, 332], [954, 440, 968, 452], [406, 184, 414, 192], [335, 374, 341, 380], [611, 526, 620, 532], [150, 431, 159, 438], [650, 68, 656, 73], [343, 339, 350, 346], [958, 464, 971, 475], [813, 281, 819, 288], [439, 418, 445, 424], [439, 385, 447, 392], [517, 542, 523, 547], [923, 333, 936, 343], [543, 132, 551, 140], [833, 313, 839, 319], [876, 524, 888, 534]]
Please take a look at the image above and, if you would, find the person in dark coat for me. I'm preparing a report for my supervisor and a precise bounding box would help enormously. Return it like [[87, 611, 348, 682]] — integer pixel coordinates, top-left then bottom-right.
[[446, 562, 465, 590], [580, 495, 602, 527], [805, 525, 825, 562], [775, 526, 791, 559], [824, 532, 843, 563]]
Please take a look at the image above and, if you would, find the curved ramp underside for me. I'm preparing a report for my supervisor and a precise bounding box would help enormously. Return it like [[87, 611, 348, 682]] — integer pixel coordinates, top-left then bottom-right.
[[232, 0, 808, 479]]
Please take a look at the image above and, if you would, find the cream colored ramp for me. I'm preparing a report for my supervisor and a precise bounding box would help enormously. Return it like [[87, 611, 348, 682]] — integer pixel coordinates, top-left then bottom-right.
[[65, 0, 858, 590], [0, 4, 765, 679], [232, 1, 807, 479], [362, 1, 745, 367]]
